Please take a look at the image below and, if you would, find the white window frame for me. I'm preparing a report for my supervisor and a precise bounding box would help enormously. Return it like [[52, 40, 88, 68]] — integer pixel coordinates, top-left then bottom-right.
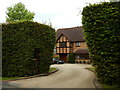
[[76, 42, 80, 47]]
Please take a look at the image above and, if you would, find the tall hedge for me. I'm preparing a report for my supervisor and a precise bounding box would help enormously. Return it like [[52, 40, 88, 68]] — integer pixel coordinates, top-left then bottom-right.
[[2, 21, 55, 77], [82, 2, 120, 87]]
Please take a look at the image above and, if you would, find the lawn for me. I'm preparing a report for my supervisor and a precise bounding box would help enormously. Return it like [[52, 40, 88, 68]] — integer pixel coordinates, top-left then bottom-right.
[[1, 67, 57, 81], [85, 67, 95, 72], [0, 77, 25, 80], [48, 67, 57, 73], [102, 84, 117, 88]]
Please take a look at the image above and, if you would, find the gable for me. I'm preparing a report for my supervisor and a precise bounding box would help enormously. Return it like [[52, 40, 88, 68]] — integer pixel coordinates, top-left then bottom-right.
[[57, 34, 69, 42]]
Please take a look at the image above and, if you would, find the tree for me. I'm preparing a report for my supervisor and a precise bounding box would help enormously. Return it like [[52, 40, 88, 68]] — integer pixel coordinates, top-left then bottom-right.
[[67, 53, 76, 63], [6, 2, 35, 22]]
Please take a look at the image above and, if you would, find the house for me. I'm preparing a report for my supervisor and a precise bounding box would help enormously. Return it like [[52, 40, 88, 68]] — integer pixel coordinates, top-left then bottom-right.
[[55, 26, 90, 63]]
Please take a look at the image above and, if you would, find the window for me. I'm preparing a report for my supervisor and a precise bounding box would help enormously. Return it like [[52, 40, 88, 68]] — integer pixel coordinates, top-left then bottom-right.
[[70, 43, 73, 47], [54, 47, 56, 54], [76, 42, 80, 47], [59, 42, 67, 47]]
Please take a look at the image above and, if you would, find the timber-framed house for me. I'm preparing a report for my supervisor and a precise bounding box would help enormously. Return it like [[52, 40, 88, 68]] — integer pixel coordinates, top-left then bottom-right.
[[56, 27, 90, 63]]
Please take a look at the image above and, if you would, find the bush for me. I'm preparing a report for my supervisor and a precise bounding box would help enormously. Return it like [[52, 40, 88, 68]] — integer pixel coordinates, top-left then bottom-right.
[[75, 61, 79, 63], [83, 61, 86, 64], [86, 61, 89, 64], [67, 53, 75, 63], [2, 21, 55, 77], [79, 61, 82, 64], [82, 2, 120, 87]]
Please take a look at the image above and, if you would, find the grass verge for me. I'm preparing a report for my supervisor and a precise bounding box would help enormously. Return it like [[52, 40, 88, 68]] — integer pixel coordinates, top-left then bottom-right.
[[102, 84, 117, 88], [1, 67, 57, 81], [85, 67, 95, 72], [0, 77, 25, 80], [49, 67, 57, 73]]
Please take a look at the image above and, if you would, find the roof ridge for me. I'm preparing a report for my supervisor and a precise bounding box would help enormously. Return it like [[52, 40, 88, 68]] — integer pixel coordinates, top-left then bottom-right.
[[57, 26, 82, 30]]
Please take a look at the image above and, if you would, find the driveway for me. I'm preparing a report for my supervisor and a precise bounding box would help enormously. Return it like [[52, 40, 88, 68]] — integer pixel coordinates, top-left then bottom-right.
[[3, 64, 95, 88]]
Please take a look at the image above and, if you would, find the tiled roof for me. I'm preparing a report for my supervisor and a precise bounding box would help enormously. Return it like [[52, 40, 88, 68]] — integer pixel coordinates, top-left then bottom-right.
[[56, 27, 85, 42], [73, 48, 89, 54]]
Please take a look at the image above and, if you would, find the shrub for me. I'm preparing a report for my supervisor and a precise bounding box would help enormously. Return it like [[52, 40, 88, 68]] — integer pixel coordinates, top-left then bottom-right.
[[79, 61, 82, 64], [82, 2, 120, 87], [2, 21, 55, 77], [83, 61, 86, 64], [54, 55, 59, 59], [75, 61, 78, 63], [86, 61, 90, 64], [67, 53, 75, 63]]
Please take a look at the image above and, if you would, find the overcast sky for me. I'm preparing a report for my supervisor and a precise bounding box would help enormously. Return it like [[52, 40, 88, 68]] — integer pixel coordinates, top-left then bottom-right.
[[0, 0, 109, 29]]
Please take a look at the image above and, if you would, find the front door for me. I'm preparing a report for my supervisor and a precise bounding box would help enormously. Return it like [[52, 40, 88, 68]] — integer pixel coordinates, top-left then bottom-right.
[[59, 54, 67, 62]]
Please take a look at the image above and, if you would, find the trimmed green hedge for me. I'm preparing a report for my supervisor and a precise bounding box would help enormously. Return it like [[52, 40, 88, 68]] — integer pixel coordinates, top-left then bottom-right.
[[2, 21, 55, 77], [82, 2, 120, 87]]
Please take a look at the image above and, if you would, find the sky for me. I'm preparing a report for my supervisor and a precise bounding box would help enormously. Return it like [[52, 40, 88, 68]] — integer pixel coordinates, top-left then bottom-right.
[[0, 0, 109, 29]]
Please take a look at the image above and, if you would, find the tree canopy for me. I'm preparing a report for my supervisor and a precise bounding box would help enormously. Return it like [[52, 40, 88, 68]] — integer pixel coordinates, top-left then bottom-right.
[[6, 2, 35, 22]]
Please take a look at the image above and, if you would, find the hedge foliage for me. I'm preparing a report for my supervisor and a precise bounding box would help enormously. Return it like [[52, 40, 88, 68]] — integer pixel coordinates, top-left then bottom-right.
[[67, 53, 75, 63], [82, 2, 120, 87], [2, 21, 55, 77]]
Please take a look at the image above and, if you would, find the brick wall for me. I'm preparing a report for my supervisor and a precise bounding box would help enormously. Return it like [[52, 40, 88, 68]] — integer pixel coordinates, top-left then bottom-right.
[[73, 42, 88, 52]]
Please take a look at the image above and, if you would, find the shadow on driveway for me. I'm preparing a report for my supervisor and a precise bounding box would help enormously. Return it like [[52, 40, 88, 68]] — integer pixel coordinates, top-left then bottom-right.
[[1, 81, 20, 88]]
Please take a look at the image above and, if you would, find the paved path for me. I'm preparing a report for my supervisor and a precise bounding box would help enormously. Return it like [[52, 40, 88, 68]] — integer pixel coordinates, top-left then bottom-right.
[[4, 64, 96, 88]]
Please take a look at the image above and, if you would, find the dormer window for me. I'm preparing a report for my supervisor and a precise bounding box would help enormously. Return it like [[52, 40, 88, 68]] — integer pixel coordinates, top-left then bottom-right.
[[76, 42, 80, 47]]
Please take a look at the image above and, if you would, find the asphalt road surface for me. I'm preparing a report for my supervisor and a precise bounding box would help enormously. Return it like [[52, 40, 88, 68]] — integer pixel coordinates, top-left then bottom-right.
[[4, 64, 96, 88]]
